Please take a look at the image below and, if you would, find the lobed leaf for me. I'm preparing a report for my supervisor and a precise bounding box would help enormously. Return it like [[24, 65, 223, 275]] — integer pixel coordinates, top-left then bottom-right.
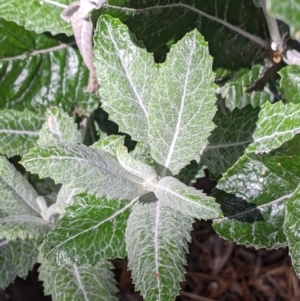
[[148, 29, 216, 175], [43, 193, 135, 265], [21, 143, 147, 200], [155, 176, 221, 219], [126, 194, 193, 301], [93, 16, 157, 142], [95, 0, 269, 68]]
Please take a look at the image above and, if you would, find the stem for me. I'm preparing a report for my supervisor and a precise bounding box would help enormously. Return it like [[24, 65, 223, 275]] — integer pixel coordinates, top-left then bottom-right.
[[258, 0, 283, 52]]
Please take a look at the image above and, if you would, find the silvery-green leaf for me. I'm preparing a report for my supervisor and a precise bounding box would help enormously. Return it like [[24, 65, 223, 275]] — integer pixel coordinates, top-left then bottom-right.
[[91, 135, 124, 156], [155, 176, 221, 219], [43, 193, 135, 265], [246, 102, 300, 153], [279, 65, 300, 104], [148, 29, 216, 175], [0, 0, 72, 35], [93, 16, 157, 142], [38, 107, 82, 145], [0, 109, 44, 157], [116, 145, 158, 191], [0, 215, 52, 240], [201, 105, 260, 175], [126, 194, 193, 301], [21, 143, 147, 200], [0, 239, 39, 289], [56, 185, 81, 207], [283, 183, 300, 277], [38, 254, 118, 301], [0, 156, 40, 217]]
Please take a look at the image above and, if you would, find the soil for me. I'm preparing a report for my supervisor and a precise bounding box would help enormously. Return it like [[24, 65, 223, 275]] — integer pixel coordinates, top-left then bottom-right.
[[1, 175, 300, 301]]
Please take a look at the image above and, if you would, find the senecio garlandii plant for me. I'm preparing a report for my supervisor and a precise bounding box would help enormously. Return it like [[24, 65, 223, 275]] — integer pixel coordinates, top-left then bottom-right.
[[1, 0, 300, 300]]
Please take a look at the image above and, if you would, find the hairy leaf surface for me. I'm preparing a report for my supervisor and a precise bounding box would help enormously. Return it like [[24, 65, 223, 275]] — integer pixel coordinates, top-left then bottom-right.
[[39, 255, 118, 301], [148, 29, 216, 175], [94, 16, 157, 142], [246, 102, 300, 153], [91, 135, 124, 156], [0, 239, 39, 289], [279, 65, 300, 104], [38, 107, 82, 145], [155, 176, 221, 219], [0, 109, 44, 157], [126, 194, 193, 301], [21, 143, 146, 200], [0, 0, 72, 35], [43, 193, 135, 265], [284, 183, 300, 277]]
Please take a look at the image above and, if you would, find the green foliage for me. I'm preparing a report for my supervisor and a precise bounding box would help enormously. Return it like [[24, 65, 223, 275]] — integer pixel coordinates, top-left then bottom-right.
[[1, 0, 300, 300]]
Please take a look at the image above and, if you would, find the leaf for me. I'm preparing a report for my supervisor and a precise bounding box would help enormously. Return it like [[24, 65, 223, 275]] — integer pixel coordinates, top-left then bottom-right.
[[0, 156, 40, 215], [201, 105, 260, 175], [38, 254, 118, 301], [279, 65, 300, 104], [93, 16, 157, 142], [116, 145, 158, 191], [0, 19, 99, 114], [96, 0, 269, 67], [0, 109, 44, 157], [38, 107, 82, 145], [284, 183, 300, 277], [21, 143, 147, 200], [126, 194, 193, 301], [56, 185, 81, 207], [267, 0, 300, 37], [155, 176, 221, 219], [91, 135, 124, 156], [213, 135, 300, 248], [246, 102, 300, 153], [148, 29, 216, 175], [0, 239, 39, 289], [43, 193, 135, 265], [0, 0, 72, 35], [0, 215, 52, 240], [216, 64, 271, 111]]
